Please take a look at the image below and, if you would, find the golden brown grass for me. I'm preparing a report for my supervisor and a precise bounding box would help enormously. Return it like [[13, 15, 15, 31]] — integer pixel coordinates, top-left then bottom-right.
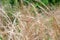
[[0, 2, 60, 40]]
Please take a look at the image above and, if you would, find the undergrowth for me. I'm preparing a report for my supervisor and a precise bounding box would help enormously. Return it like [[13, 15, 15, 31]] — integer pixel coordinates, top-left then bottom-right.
[[0, 0, 60, 40]]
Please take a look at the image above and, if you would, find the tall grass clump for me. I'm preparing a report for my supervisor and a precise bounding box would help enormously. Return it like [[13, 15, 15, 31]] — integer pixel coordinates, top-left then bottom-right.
[[0, 0, 60, 40]]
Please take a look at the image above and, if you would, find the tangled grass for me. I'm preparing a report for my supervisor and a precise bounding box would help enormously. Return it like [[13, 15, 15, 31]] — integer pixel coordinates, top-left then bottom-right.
[[0, 0, 60, 40]]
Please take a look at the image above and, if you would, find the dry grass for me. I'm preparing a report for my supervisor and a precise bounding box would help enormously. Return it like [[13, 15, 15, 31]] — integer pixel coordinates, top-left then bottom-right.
[[0, 2, 60, 40]]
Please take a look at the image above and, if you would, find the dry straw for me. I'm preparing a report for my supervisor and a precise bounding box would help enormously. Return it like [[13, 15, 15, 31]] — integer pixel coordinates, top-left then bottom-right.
[[0, 0, 60, 40]]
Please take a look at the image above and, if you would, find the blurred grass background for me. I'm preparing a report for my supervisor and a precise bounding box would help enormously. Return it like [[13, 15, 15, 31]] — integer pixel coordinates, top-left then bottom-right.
[[0, 0, 60, 21], [0, 0, 60, 40]]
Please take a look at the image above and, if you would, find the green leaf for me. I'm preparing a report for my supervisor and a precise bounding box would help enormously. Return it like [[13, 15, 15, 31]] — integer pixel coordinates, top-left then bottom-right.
[[41, 0, 48, 5], [0, 36, 2, 40]]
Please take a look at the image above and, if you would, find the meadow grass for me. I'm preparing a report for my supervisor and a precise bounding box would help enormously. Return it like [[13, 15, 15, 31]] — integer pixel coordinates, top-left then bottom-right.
[[0, 0, 60, 40]]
